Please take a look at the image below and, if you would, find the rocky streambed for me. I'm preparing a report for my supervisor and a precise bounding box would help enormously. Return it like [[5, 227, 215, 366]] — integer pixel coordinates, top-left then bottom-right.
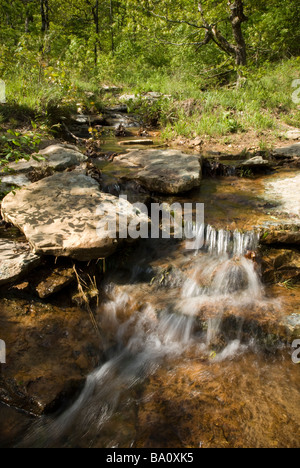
[[0, 114, 299, 447]]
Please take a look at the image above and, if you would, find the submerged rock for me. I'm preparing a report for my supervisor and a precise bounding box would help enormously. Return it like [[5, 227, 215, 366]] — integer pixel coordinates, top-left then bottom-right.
[[283, 314, 300, 339], [261, 249, 300, 284], [7, 144, 87, 176], [0, 239, 41, 286], [110, 149, 202, 194], [34, 267, 75, 299], [118, 139, 154, 146], [1, 172, 148, 261], [0, 299, 101, 415]]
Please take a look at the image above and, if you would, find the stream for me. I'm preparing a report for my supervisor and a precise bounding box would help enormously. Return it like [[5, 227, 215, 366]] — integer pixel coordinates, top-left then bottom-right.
[[0, 112, 299, 448]]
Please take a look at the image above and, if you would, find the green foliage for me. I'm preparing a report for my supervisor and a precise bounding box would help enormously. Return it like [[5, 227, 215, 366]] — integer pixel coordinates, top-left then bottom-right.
[[0, 126, 43, 169], [0, 0, 298, 141]]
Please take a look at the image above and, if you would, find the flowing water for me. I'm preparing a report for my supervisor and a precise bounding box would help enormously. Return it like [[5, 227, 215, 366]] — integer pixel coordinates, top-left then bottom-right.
[[1, 122, 299, 448], [9, 225, 299, 448]]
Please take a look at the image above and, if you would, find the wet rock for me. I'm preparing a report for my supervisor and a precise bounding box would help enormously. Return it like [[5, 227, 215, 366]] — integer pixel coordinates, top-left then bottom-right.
[[34, 267, 75, 299], [136, 355, 300, 448], [1, 172, 149, 261], [283, 314, 300, 339], [105, 104, 128, 113], [118, 139, 154, 146], [110, 149, 202, 194], [103, 113, 140, 128], [260, 227, 300, 247], [0, 240, 41, 286], [273, 143, 300, 158], [0, 299, 101, 415], [7, 144, 87, 176], [261, 249, 300, 284], [71, 114, 104, 125]]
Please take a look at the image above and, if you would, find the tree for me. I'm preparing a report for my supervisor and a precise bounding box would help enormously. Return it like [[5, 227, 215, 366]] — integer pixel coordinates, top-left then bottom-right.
[[144, 0, 248, 66]]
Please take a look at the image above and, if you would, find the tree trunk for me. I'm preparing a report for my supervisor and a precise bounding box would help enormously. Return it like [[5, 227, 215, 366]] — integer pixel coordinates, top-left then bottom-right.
[[228, 0, 248, 65], [41, 0, 50, 32], [110, 0, 115, 54], [93, 0, 100, 66]]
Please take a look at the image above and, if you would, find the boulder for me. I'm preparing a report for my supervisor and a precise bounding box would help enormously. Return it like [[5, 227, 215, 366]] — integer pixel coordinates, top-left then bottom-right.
[[240, 156, 271, 170], [110, 149, 202, 194], [0, 240, 41, 286], [1, 172, 149, 261], [7, 144, 87, 175], [273, 143, 300, 158], [0, 298, 101, 415]]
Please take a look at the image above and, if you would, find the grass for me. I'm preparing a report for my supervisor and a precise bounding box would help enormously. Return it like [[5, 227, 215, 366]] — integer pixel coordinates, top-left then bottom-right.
[[1, 57, 299, 143], [127, 58, 300, 141]]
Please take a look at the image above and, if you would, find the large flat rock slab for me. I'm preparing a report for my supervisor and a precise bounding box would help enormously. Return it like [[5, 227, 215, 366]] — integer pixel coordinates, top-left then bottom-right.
[[0, 240, 41, 286], [264, 172, 300, 222], [1, 172, 148, 261], [273, 143, 300, 158], [110, 149, 202, 194], [7, 144, 87, 175]]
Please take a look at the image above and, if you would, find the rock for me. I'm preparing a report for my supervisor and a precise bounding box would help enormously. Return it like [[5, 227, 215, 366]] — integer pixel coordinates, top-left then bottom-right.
[[101, 85, 122, 93], [119, 92, 169, 104], [103, 113, 140, 128], [0, 174, 31, 196], [273, 143, 300, 158], [110, 149, 202, 194], [119, 94, 137, 103], [105, 104, 128, 113], [0, 240, 41, 286], [240, 156, 271, 170], [118, 139, 154, 146], [260, 228, 300, 246], [71, 115, 104, 125], [34, 267, 75, 299], [0, 298, 101, 415], [264, 173, 300, 221], [1, 172, 149, 261], [261, 249, 300, 284], [285, 130, 300, 141], [7, 144, 87, 175], [282, 314, 300, 339]]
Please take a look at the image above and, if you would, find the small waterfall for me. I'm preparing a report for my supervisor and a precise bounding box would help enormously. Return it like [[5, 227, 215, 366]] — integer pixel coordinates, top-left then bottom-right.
[[20, 224, 265, 448], [187, 224, 259, 257]]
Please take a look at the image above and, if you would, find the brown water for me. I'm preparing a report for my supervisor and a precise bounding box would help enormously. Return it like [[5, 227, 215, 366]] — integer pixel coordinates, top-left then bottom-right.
[[0, 132, 299, 448]]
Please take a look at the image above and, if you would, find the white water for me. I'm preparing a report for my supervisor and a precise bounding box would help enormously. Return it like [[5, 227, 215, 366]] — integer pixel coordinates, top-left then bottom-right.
[[21, 228, 267, 447]]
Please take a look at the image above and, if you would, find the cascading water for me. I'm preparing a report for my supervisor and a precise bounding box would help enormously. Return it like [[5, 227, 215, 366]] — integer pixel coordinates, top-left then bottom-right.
[[19, 226, 283, 448]]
